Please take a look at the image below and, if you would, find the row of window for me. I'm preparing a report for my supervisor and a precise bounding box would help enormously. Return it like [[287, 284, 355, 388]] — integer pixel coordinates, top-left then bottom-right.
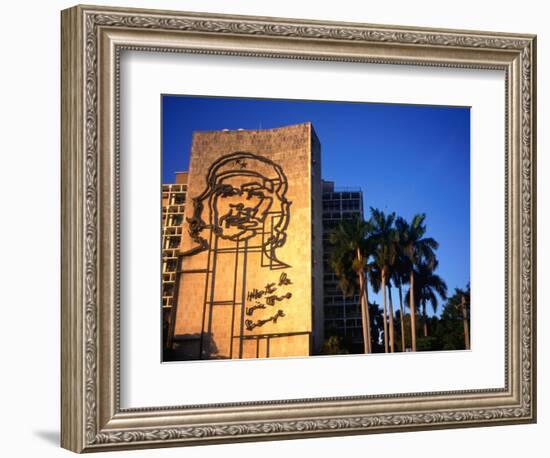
[[322, 192, 361, 200], [170, 193, 186, 205], [165, 215, 184, 226], [325, 305, 361, 318], [322, 199, 362, 211], [162, 236, 181, 249], [324, 295, 360, 304], [323, 281, 341, 289], [162, 184, 187, 192], [164, 226, 183, 235], [325, 318, 364, 330], [322, 214, 361, 230]]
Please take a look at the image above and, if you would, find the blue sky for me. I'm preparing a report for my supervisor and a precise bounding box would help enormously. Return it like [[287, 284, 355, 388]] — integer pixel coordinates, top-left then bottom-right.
[[162, 95, 470, 317]]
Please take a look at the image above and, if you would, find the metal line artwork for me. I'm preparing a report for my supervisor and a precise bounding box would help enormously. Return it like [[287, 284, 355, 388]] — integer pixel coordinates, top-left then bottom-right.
[[265, 292, 292, 305], [244, 273, 294, 318], [176, 152, 295, 359], [278, 272, 292, 286], [182, 152, 292, 270], [246, 303, 267, 316], [245, 309, 286, 331], [247, 282, 277, 301]]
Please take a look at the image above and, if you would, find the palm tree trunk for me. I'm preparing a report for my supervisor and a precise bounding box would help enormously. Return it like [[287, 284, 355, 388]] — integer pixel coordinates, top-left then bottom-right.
[[387, 284, 395, 353], [381, 271, 389, 353], [461, 295, 470, 350], [364, 270, 372, 353], [409, 271, 417, 351], [463, 313, 470, 350], [422, 302, 428, 337], [398, 280, 406, 352], [357, 266, 371, 353]]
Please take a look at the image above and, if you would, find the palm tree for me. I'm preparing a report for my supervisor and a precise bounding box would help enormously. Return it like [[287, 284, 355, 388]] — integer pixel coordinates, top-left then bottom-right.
[[387, 280, 397, 351], [395, 214, 438, 351], [391, 253, 409, 352], [392, 221, 411, 351], [370, 208, 397, 353], [368, 301, 384, 352], [454, 284, 470, 350], [368, 262, 387, 352], [328, 216, 374, 353], [406, 260, 447, 337]]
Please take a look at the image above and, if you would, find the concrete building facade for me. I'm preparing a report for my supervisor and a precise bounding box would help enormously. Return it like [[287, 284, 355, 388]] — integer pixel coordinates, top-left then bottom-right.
[[161, 171, 188, 350], [166, 123, 324, 360]]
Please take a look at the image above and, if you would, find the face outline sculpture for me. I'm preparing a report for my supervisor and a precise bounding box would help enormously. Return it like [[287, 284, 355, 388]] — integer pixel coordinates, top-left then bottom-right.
[[183, 152, 291, 269], [213, 173, 275, 242]]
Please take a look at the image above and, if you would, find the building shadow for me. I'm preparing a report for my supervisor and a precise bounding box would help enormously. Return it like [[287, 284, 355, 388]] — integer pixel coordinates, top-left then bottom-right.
[[163, 332, 219, 361]]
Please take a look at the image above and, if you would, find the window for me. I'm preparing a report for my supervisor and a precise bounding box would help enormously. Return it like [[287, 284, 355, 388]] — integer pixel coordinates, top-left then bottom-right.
[[345, 305, 360, 318], [171, 215, 183, 226], [322, 200, 340, 211], [165, 259, 177, 272], [173, 193, 186, 204], [163, 283, 174, 297], [168, 237, 180, 248], [342, 200, 360, 211]]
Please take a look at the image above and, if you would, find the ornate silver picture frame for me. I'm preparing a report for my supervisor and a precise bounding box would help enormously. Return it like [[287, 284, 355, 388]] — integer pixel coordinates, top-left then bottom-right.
[[61, 4, 536, 452]]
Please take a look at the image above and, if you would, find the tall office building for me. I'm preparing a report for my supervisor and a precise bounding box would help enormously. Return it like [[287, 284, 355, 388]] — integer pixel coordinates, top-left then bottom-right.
[[161, 172, 188, 349], [164, 123, 324, 360], [321, 180, 365, 349]]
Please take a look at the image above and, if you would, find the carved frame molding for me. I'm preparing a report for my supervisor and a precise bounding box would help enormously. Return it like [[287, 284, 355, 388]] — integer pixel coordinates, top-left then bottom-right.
[[61, 4, 536, 452]]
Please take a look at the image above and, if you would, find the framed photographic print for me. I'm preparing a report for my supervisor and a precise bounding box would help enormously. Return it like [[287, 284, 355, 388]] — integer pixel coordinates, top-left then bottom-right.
[[61, 4, 537, 453]]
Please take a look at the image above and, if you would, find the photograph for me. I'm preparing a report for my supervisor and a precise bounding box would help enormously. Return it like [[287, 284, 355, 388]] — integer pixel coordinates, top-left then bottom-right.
[[161, 95, 471, 361]]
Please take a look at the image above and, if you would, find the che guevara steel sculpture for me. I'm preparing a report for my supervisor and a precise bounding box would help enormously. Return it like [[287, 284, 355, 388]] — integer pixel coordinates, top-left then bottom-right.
[[182, 151, 292, 269], [176, 152, 294, 358]]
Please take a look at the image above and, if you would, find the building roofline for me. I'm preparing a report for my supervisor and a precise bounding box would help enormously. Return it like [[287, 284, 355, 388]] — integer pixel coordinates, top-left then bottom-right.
[[190, 121, 314, 135]]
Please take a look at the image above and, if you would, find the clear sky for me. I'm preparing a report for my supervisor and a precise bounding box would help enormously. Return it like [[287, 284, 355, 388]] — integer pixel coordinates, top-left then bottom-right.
[[162, 95, 470, 317]]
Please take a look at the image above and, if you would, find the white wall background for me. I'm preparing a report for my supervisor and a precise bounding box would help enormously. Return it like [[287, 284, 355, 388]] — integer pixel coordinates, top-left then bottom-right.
[[0, 1, 546, 457]]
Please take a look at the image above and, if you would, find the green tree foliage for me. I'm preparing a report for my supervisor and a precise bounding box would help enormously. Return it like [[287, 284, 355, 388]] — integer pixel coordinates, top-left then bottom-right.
[[328, 215, 375, 353], [320, 335, 350, 355], [414, 284, 470, 351], [323, 206, 469, 355], [405, 259, 447, 337], [369, 208, 398, 352]]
